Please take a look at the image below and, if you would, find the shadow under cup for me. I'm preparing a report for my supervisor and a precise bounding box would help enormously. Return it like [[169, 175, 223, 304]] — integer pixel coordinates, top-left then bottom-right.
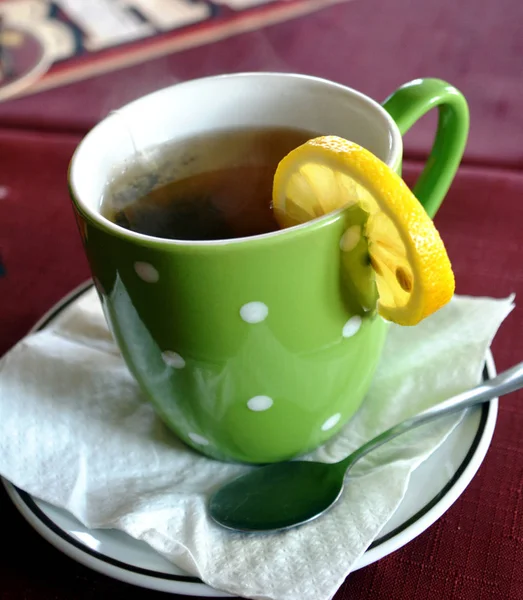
[[69, 73, 401, 464]]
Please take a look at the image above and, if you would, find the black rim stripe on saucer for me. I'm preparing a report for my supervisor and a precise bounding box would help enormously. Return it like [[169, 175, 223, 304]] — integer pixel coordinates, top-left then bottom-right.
[[13, 280, 491, 583], [16, 489, 202, 583]]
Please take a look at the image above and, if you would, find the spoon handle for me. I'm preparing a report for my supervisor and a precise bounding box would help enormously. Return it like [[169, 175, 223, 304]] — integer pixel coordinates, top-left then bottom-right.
[[341, 361, 523, 469]]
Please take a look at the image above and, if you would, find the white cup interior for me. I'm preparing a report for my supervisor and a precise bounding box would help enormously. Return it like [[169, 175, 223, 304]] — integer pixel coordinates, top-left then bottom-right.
[[70, 73, 402, 239]]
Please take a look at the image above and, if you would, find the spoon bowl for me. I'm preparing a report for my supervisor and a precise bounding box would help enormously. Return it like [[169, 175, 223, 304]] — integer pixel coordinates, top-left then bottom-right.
[[210, 461, 346, 532]]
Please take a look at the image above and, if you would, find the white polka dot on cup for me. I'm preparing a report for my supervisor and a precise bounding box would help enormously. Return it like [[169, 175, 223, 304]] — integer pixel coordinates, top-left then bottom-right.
[[162, 351, 185, 369], [342, 316, 362, 338], [240, 301, 268, 324], [321, 413, 341, 431], [247, 395, 273, 411], [339, 225, 361, 252], [188, 432, 209, 446], [134, 261, 159, 283]]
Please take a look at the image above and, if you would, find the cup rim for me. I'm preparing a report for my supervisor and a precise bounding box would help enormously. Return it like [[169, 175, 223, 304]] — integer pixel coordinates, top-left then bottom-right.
[[69, 72, 403, 249]]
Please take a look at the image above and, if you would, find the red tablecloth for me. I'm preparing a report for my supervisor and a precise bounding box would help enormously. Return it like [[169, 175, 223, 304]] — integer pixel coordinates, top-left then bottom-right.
[[1, 1, 522, 598]]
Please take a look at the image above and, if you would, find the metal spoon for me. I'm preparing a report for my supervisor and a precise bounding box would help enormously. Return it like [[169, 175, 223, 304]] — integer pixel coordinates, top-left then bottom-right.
[[209, 362, 523, 533]]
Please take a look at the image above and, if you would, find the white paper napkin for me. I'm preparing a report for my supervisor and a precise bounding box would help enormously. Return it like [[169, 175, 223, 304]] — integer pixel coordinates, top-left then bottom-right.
[[0, 288, 514, 600]]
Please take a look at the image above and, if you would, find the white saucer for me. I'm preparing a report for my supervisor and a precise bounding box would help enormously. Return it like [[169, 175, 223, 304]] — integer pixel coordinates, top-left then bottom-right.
[[2, 282, 498, 597]]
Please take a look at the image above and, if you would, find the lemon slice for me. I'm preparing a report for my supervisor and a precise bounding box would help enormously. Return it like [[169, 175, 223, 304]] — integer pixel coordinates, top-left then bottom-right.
[[272, 136, 455, 326]]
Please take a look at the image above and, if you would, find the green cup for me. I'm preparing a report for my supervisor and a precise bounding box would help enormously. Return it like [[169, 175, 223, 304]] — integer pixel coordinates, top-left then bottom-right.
[[69, 74, 468, 464]]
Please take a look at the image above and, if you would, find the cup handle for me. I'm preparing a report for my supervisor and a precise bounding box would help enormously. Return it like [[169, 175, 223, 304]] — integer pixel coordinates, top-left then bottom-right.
[[382, 78, 469, 219]]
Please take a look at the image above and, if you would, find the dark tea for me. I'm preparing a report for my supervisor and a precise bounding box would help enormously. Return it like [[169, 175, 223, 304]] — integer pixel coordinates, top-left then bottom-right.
[[101, 126, 315, 241]]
